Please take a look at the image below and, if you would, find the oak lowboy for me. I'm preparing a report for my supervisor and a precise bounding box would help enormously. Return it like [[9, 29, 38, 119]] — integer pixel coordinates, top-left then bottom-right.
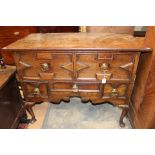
[[3, 33, 151, 127]]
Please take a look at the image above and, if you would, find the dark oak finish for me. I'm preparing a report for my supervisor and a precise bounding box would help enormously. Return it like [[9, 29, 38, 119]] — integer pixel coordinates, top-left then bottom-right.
[[0, 66, 25, 129], [3, 33, 151, 127]]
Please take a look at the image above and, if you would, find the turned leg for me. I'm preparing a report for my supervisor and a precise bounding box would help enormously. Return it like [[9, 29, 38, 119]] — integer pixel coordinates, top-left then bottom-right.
[[23, 101, 37, 124], [119, 107, 129, 128]]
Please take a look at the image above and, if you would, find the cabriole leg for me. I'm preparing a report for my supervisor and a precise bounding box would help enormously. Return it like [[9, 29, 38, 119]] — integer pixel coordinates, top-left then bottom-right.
[[119, 106, 129, 128], [23, 101, 37, 124]]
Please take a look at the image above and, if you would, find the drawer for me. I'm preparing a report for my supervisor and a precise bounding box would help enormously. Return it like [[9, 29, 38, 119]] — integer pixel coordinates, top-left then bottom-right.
[[22, 81, 49, 99], [22, 80, 130, 98], [76, 52, 139, 82], [21, 81, 132, 106], [49, 82, 102, 99], [49, 82, 101, 93], [49, 81, 130, 100], [15, 52, 139, 83], [16, 52, 73, 80], [101, 83, 129, 99]]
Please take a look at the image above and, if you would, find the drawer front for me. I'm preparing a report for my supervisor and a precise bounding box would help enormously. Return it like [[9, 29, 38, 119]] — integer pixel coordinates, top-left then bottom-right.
[[22, 81, 49, 99], [14, 51, 139, 83], [76, 52, 139, 82], [22, 81, 102, 99], [14, 52, 74, 80], [22, 81, 130, 102], [16, 51, 138, 104], [49, 82, 101, 93], [102, 83, 129, 99]]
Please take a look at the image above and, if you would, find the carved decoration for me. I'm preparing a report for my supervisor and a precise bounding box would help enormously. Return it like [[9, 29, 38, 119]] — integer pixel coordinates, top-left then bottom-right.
[[120, 62, 133, 72], [61, 62, 73, 73], [19, 61, 31, 71], [119, 62, 133, 79], [76, 62, 89, 72], [61, 61, 88, 75]]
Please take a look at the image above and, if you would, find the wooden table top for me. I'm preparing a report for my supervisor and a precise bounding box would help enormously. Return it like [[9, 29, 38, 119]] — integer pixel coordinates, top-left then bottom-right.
[[0, 66, 16, 89], [2, 33, 151, 51]]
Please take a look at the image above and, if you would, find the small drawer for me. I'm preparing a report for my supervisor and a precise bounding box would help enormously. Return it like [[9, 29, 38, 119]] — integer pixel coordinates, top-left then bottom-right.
[[22, 81, 49, 99], [102, 83, 129, 99], [96, 53, 139, 81], [17, 52, 73, 80], [49, 82, 101, 93]]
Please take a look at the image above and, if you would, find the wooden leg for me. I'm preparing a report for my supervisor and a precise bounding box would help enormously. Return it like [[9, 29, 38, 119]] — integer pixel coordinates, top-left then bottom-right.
[[119, 107, 129, 128], [20, 112, 28, 124], [23, 101, 37, 124]]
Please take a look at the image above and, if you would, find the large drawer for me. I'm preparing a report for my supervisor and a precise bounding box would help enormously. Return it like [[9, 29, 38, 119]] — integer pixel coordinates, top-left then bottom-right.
[[22, 81, 131, 101]]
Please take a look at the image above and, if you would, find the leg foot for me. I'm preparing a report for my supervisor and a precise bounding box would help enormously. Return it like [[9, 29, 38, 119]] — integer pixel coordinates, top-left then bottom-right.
[[20, 112, 28, 124], [23, 101, 37, 124], [119, 107, 129, 128]]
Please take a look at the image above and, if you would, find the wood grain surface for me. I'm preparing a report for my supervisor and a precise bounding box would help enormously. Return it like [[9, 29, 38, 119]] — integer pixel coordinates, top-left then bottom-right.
[[3, 33, 148, 50]]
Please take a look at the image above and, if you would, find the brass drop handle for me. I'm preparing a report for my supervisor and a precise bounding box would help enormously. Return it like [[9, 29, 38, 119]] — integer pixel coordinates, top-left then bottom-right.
[[99, 63, 111, 81], [100, 63, 109, 70], [41, 63, 49, 72], [72, 84, 78, 92], [111, 88, 118, 97], [33, 87, 40, 95], [14, 31, 20, 35]]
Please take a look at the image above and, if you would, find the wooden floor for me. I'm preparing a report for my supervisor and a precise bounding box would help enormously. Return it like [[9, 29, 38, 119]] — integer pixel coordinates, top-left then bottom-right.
[[27, 102, 49, 129]]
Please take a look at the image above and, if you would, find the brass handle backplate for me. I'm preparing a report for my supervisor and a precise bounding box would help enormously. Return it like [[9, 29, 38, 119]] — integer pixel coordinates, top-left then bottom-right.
[[41, 63, 49, 72], [33, 87, 40, 95], [103, 73, 111, 80], [111, 88, 118, 97], [72, 84, 78, 92], [99, 63, 111, 81]]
